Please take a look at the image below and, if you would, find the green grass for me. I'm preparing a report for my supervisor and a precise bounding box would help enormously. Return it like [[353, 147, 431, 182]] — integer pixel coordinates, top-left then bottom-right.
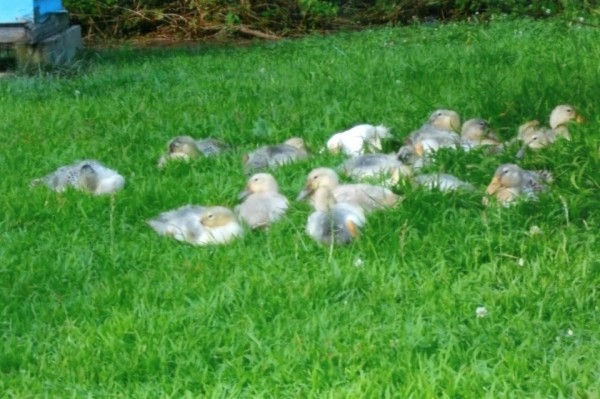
[[1, 17, 600, 397]]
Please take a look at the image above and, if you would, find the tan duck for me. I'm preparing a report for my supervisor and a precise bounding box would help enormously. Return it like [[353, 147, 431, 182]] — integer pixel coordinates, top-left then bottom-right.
[[158, 136, 230, 168], [297, 167, 400, 212], [235, 173, 289, 229], [516, 105, 583, 157], [148, 205, 243, 245], [305, 186, 366, 245], [460, 118, 501, 149], [484, 163, 553, 205]]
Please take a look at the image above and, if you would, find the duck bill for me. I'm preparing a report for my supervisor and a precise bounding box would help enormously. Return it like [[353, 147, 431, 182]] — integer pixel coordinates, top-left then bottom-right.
[[486, 176, 501, 195], [296, 185, 313, 201], [238, 188, 251, 200], [575, 114, 585, 123], [515, 143, 528, 159], [414, 142, 424, 157]]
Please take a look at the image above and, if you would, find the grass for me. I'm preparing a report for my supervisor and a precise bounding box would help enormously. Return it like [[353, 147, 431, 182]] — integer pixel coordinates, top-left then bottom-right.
[[1, 16, 600, 397]]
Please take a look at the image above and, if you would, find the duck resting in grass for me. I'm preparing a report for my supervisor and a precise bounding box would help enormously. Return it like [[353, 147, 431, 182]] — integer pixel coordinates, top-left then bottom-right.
[[148, 205, 243, 245], [235, 173, 289, 229], [158, 136, 230, 168], [305, 186, 366, 245], [297, 167, 401, 212], [326, 124, 391, 156], [516, 104, 583, 158], [243, 137, 308, 173], [483, 163, 553, 206], [31, 159, 125, 195], [397, 109, 461, 163], [338, 153, 412, 185]]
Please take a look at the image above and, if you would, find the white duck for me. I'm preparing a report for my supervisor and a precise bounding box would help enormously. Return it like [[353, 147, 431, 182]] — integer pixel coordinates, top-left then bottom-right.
[[305, 186, 366, 245], [148, 205, 243, 245], [235, 173, 289, 229], [31, 160, 125, 195], [484, 163, 553, 205], [327, 124, 391, 156], [297, 167, 400, 212], [158, 136, 230, 168], [244, 137, 308, 173]]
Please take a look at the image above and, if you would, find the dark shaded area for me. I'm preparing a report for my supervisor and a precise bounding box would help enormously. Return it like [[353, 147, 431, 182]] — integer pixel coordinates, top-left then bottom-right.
[[62, 0, 593, 41]]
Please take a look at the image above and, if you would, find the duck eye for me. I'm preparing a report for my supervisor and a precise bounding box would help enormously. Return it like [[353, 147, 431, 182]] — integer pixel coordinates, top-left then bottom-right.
[[312, 175, 318, 179], [208, 214, 214, 219]]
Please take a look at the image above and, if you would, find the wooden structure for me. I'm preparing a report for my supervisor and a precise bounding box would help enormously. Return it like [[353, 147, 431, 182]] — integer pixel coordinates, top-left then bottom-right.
[[0, 0, 82, 68]]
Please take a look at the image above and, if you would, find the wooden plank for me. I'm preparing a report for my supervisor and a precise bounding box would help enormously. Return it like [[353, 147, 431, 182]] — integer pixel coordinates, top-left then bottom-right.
[[0, 25, 28, 43], [0, 12, 69, 44]]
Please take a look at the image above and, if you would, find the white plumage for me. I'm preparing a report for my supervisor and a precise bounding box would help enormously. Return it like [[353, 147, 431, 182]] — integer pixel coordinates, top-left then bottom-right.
[[235, 173, 289, 229], [148, 205, 243, 245], [327, 124, 391, 156]]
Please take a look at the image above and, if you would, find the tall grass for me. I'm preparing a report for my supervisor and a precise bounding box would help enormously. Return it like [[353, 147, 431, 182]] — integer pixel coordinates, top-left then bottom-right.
[[1, 18, 599, 397]]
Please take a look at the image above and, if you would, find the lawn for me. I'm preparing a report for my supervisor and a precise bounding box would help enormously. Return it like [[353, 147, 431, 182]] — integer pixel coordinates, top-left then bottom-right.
[[1, 17, 599, 398]]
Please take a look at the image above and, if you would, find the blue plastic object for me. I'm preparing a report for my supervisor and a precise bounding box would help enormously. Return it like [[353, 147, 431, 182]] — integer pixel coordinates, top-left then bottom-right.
[[0, 0, 64, 24]]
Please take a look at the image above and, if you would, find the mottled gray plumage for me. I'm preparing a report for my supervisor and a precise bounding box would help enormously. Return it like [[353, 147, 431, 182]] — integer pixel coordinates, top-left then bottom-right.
[[306, 187, 366, 245], [485, 163, 553, 205], [31, 160, 125, 195], [158, 136, 230, 167], [244, 138, 308, 173], [397, 109, 461, 162], [148, 205, 243, 245], [339, 153, 412, 182]]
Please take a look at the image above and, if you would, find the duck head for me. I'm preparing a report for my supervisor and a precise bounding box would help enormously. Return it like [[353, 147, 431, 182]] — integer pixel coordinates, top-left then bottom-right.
[[297, 167, 339, 201], [427, 109, 461, 132], [200, 206, 237, 228], [486, 164, 523, 196], [168, 136, 201, 158], [239, 173, 280, 199], [549, 104, 584, 129]]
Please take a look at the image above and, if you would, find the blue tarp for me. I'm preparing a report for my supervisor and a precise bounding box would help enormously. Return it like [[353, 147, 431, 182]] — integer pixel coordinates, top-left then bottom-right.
[[0, 0, 64, 24]]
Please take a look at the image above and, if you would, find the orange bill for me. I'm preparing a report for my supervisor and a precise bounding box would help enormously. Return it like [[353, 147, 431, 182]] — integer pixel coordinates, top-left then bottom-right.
[[486, 176, 501, 195]]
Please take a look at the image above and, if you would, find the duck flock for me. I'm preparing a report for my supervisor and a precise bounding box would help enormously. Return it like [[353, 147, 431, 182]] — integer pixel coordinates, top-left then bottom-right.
[[31, 104, 583, 246]]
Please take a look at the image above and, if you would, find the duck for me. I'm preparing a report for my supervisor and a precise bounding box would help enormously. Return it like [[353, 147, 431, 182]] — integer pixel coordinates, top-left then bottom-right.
[[148, 205, 243, 245], [414, 173, 474, 192], [305, 186, 366, 245], [30, 160, 125, 195], [338, 153, 412, 183], [484, 163, 553, 205], [243, 137, 308, 173], [158, 136, 230, 168], [297, 167, 400, 212], [460, 118, 501, 149], [326, 124, 391, 156], [235, 173, 289, 229], [397, 109, 461, 162], [516, 105, 583, 157]]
